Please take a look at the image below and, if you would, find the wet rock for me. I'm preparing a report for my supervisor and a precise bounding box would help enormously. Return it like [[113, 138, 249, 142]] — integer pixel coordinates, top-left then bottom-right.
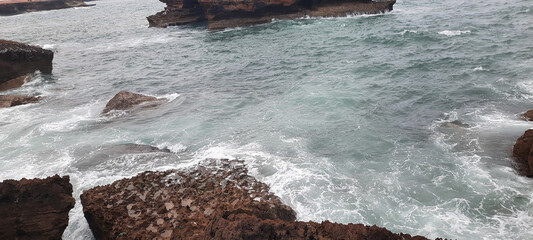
[[512, 129, 533, 177], [148, 0, 396, 30], [521, 110, 533, 121], [101, 91, 166, 115], [0, 175, 75, 240], [147, 0, 207, 28], [208, 214, 430, 240], [81, 159, 431, 240], [0, 0, 88, 16], [0, 39, 53, 89], [0, 95, 42, 108]]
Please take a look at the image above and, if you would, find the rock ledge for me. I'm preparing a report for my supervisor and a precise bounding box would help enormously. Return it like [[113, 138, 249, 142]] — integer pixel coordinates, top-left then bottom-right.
[[81, 159, 432, 240]]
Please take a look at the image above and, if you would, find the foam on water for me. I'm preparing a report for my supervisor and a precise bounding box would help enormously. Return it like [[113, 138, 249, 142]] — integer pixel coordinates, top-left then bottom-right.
[[438, 30, 471, 36]]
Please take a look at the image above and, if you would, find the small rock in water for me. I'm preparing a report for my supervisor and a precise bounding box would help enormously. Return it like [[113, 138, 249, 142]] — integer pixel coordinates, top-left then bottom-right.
[[101, 91, 166, 115]]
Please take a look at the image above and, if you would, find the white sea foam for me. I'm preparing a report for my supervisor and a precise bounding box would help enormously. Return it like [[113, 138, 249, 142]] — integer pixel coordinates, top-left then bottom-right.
[[156, 142, 187, 153], [473, 66, 485, 71], [438, 30, 471, 36]]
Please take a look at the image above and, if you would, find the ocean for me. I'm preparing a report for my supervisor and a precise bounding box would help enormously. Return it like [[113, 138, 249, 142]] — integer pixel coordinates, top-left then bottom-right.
[[1, 0, 532, 239]]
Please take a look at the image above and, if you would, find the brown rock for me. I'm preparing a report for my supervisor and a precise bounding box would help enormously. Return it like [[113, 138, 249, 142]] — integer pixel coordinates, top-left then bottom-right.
[[81, 159, 432, 240], [148, 0, 396, 30], [147, 0, 206, 28], [101, 91, 165, 115], [0, 75, 26, 91], [0, 175, 75, 240], [0, 0, 88, 16], [0, 39, 53, 89], [521, 110, 533, 121], [512, 129, 533, 177], [0, 95, 42, 108]]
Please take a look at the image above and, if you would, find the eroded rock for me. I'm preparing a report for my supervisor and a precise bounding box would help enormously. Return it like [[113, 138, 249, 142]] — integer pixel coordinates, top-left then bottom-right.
[[0, 0, 87, 16], [81, 159, 431, 240], [512, 129, 533, 177], [101, 91, 166, 115], [148, 0, 396, 30], [521, 110, 533, 121], [0, 39, 53, 89], [0, 175, 75, 240], [0, 95, 42, 108]]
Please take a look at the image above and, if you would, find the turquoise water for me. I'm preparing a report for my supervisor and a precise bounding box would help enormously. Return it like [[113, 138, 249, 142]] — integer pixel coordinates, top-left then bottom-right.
[[1, 0, 533, 239]]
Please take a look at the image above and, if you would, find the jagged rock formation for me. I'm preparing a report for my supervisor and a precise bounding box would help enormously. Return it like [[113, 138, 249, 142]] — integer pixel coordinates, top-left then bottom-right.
[[0, 0, 87, 16], [0, 175, 75, 239], [513, 129, 533, 177], [0, 39, 53, 90], [148, 0, 396, 30], [101, 91, 166, 115], [81, 159, 431, 240], [521, 110, 533, 121], [0, 95, 42, 108]]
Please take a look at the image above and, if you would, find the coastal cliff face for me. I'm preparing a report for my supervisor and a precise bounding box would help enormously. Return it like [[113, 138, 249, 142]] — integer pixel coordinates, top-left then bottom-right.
[[81, 159, 430, 240], [0, 39, 53, 88], [148, 0, 396, 29], [0, 175, 75, 239], [0, 0, 87, 16]]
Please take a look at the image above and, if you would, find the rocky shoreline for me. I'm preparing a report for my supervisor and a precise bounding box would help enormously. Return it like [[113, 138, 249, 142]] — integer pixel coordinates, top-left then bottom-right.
[[0, 0, 88, 16], [148, 0, 396, 30]]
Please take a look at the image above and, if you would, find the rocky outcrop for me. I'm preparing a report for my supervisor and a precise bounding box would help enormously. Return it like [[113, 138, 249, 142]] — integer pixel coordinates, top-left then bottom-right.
[[512, 129, 533, 177], [148, 0, 396, 30], [101, 91, 166, 115], [81, 159, 431, 240], [0, 175, 75, 239], [0, 39, 53, 90], [521, 110, 533, 121], [0, 95, 42, 108], [0, 0, 87, 16]]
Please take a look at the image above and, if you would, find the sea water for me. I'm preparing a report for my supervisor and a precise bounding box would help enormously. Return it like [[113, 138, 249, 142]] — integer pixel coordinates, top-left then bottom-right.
[[1, 0, 533, 239]]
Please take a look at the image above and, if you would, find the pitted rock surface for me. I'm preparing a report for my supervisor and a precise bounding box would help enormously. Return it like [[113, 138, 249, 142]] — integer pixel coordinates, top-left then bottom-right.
[[0, 175, 75, 240], [81, 159, 432, 240]]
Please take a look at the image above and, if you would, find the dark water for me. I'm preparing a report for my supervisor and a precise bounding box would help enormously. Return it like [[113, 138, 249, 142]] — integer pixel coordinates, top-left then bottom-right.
[[1, 0, 533, 239]]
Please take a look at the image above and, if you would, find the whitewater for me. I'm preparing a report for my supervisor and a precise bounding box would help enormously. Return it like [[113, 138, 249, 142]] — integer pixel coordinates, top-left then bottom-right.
[[1, 0, 532, 239]]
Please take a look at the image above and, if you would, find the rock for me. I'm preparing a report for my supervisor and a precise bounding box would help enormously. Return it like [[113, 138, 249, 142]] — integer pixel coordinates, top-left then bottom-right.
[[147, 0, 207, 28], [0, 39, 53, 89], [0, 75, 26, 91], [512, 129, 533, 177], [0, 175, 75, 240], [101, 91, 166, 115], [0, 95, 42, 108], [0, 0, 88, 16], [81, 159, 431, 240], [148, 0, 396, 30], [521, 110, 533, 121]]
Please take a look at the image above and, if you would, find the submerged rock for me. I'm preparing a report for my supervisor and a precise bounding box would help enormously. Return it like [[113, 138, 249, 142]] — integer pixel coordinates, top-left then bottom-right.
[[0, 0, 87, 16], [0, 95, 42, 108], [101, 91, 166, 115], [0, 175, 75, 240], [0, 39, 53, 90], [148, 0, 396, 30], [512, 129, 533, 177], [81, 159, 431, 240]]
